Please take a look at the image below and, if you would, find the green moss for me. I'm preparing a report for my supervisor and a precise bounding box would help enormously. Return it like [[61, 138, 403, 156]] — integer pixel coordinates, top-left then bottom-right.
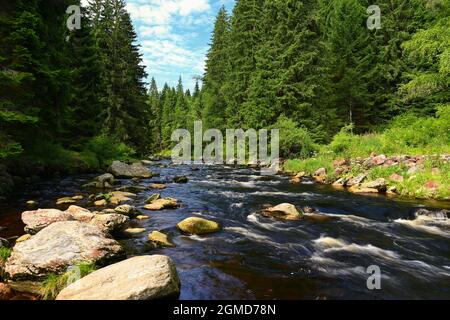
[[0, 247, 11, 262], [42, 263, 96, 300]]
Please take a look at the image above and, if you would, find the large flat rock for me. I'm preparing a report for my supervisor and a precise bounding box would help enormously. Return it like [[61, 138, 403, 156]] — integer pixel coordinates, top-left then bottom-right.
[[5, 221, 124, 281], [56, 255, 180, 300], [21, 206, 129, 235], [108, 161, 153, 178]]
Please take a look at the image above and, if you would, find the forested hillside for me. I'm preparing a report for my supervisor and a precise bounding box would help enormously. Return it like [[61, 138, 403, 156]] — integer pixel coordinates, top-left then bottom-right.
[[151, 0, 449, 148], [0, 0, 150, 196]]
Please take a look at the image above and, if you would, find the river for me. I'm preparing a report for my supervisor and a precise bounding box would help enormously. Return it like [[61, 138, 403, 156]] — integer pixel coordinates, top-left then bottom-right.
[[1, 160, 449, 299]]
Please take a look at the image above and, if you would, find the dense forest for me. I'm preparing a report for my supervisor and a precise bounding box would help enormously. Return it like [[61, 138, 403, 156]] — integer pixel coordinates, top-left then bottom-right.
[[0, 0, 449, 198]]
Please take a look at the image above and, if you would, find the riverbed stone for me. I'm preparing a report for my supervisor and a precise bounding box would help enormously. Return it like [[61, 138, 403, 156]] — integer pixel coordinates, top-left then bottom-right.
[[148, 231, 175, 247], [109, 161, 153, 179], [144, 198, 179, 211], [5, 221, 124, 281], [173, 176, 188, 183], [145, 193, 161, 204], [177, 217, 220, 235], [22, 209, 74, 234], [149, 183, 166, 190], [90, 214, 130, 234], [55, 197, 78, 206], [124, 228, 146, 235], [109, 191, 136, 205], [361, 178, 387, 191], [0, 283, 14, 300], [65, 205, 94, 222], [94, 173, 115, 189], [94, 199, 107, 206], [114, 204, 138, 217], [348, 185, 379, 194], [261, 203, 303, 221], [15, 234, 32, 243], [56, 255, 180, 300]]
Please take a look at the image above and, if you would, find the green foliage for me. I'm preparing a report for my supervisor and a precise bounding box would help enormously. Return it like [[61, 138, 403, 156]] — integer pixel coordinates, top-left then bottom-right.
[[0, 247, 11, 262], [85, 135, 136, 167], [42, 263, 96, 300], [271, 115, 318, 159]]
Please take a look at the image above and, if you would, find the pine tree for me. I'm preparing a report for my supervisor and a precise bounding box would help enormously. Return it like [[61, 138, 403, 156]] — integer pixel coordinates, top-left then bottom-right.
[[147, 78, 162, 151], [202, 6, 230, 130], [399, 0, 450, 115], [222, 0, 265, 128]]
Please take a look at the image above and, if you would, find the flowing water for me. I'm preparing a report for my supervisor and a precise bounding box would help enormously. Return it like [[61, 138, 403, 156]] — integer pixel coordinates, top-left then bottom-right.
[[1, 161, 449, 299]]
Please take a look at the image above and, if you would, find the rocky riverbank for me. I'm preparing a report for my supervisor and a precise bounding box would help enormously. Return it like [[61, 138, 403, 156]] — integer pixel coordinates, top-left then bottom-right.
[[285, 153, 450, 201], [0, 160, 224, 300]]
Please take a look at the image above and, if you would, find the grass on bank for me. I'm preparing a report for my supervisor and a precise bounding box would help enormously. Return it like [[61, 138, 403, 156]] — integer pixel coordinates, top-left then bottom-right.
[[42, 262, 97, 300], [284, 105, 450, 200], [0, 247, 12, 282], [0, 247, 11, 262]]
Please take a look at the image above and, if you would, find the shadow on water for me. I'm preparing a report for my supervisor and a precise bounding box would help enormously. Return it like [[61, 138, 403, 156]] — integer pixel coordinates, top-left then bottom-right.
[[1, 161, 449, 299]]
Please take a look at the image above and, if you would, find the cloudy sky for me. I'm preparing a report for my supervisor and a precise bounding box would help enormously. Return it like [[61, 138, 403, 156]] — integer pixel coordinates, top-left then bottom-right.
[[82, 0, 235, 91]]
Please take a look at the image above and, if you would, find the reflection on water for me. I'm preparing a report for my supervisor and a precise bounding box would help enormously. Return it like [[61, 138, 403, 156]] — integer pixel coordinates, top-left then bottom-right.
[[1, 161, 449, 299]]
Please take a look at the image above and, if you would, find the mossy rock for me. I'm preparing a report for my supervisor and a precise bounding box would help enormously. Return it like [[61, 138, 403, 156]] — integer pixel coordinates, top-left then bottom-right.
[[177, 217, 220, 235], [148, 231, 175, 247]]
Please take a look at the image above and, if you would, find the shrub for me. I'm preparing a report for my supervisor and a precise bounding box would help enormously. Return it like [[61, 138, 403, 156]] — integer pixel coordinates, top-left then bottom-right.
[[0, 247, 11, 262], [84, 135, 136, 167], [271, 115, 318, 159]]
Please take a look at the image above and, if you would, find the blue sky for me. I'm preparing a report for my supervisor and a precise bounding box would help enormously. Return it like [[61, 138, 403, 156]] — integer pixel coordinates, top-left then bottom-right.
[[84, 0, 236, 91]]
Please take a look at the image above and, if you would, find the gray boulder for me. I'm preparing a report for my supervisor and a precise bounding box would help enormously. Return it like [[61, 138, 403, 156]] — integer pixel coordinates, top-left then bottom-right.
[[5, 221, 124, 281], [56, 255, 180, 300], [22, 209, 74, 234], [109, 161, 153, 179]]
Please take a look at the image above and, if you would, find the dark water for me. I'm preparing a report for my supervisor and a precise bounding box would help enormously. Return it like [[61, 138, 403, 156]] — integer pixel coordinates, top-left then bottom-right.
[[1, 161, 449, 300]]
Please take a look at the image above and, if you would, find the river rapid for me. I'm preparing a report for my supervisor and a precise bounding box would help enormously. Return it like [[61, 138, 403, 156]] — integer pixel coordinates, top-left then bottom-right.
[[1, 160, 449, 299]]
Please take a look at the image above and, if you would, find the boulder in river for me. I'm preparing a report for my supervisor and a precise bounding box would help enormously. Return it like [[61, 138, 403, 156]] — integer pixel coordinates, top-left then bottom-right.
[[55, 196, 80, 206], [22, 209, 74, 234], [290, 172, 306, 184], [21, 206, 128, 236], [261, 203, 303, 221], [114, 204, 138, 217], [123, 228, 146, 235], [144, 198, 179, 211], [177, 217, 220, 235], [108, 161, 153, 179], [5, 221, 124, 281], [56, 255, 180, 300], [173, 176, 188, 183], [109, 191, 136, 205], [94, 173, 115, 189], [90, 213, 130, 234], [148, 231, 175, 247], [145, 193, 161, 204], [149, 183, 166, 190]]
